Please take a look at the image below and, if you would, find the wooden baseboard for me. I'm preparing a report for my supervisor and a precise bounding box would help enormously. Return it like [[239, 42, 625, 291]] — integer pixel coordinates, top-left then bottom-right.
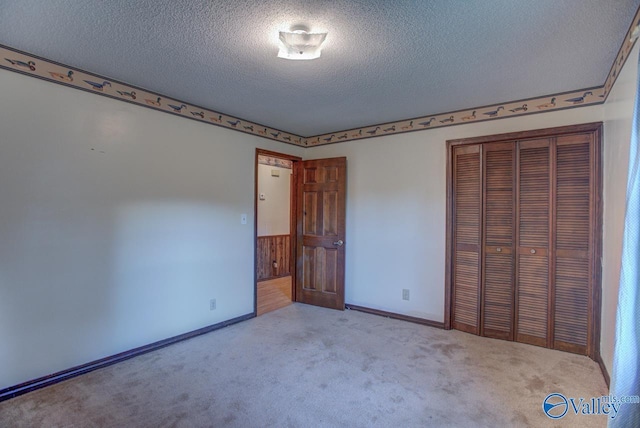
[[345, 304, 445, 329], [594, 352, 611, 389], [0, 313, 254, 403]]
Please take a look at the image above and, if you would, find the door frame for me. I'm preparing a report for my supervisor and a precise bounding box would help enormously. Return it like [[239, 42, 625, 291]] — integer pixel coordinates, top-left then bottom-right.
[[444, 122, 603, 360], [254, 149, 302, 316]]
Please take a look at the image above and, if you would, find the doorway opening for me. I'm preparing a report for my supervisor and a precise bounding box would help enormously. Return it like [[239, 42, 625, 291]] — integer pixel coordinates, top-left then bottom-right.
[[255, 149, 301, 316], [254, 149, 347, 315]]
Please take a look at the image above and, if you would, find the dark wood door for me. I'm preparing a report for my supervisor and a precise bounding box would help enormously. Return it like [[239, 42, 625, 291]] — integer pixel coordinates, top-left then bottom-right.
[[553, 133, 593, 355], [447, 123, 602, 359], [296, 157, 346, 310], [452, 145, 482, 334], [482, 142, 515, 340], [515, 138, 552, 348]]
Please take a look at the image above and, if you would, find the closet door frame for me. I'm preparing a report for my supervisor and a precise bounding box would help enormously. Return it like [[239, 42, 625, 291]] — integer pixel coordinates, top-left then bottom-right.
[[444, 122, 603, 361]]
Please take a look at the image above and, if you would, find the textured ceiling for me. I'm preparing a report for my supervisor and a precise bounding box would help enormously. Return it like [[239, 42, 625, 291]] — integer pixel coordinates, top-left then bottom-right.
[[1, 0, 639, 137]]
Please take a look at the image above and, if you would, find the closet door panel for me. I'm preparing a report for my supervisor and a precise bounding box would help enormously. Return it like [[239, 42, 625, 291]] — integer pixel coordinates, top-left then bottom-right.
[[483, 251, 513, 338], [452, 145, 482, 334], [555, 257, 589, 351], [516, 139, 550, 347], [449, 124, 601, 358], [554, 134, 592, 353], [517, 252, 549, 344], [482, 143, 515, 340]]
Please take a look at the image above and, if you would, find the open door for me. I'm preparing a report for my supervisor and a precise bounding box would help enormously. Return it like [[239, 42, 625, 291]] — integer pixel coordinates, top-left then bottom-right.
[[296, 157, 347, 310]]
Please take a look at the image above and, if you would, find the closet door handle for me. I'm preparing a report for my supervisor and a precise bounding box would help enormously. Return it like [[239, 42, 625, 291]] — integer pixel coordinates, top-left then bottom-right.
[[496, 247, 502, 252], [530, 248, 536, 254], [333, 240, 344, 246]]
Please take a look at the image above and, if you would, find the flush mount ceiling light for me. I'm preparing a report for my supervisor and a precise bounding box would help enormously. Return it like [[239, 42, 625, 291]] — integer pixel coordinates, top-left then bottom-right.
[[278, 26, 327, 60]]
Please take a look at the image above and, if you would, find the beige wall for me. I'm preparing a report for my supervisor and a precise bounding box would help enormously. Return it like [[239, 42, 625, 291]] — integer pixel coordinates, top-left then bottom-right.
[[0, 68, 303, 389], [2, 43, 635, 390], [601, 43, 639, 376], [257, 164, 291, 236], [305, 105, 604, 322]]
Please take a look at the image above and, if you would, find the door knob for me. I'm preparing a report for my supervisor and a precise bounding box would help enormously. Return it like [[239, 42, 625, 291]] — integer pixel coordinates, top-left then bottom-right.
[[530, 249, 536, 254], [333, 239, 344, 246], [496, 247, 502, 252]]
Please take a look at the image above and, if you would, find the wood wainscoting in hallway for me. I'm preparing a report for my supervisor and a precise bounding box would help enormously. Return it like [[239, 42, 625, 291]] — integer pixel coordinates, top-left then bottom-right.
[[257, 276, 292, 316]]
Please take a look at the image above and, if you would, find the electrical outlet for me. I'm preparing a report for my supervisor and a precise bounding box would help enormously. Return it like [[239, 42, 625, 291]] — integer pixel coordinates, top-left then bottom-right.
[[210, 299, 216, 310], [402, 289, 410, 301]]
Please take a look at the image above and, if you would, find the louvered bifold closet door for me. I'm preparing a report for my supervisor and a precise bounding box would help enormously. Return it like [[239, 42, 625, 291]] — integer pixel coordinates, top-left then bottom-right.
[[516, 139, 552, 348], [553, 133, 593, 355], [452, 145, 482, 334], [482, 142, 515, 340]]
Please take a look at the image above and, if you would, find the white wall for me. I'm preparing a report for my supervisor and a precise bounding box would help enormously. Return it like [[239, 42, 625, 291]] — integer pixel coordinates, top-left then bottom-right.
[[3, 48, 633, 391], [0, 69, 303, 389], [305, 106, 604, 322], [257, 164, 291, 236], [601, 43, 639, 376]]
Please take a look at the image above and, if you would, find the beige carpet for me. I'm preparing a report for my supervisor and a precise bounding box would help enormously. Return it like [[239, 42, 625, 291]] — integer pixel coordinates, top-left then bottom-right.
[[0, 304, 608, 427]]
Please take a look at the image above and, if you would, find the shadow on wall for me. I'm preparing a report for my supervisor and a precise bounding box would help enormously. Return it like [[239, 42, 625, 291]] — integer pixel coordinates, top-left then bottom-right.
[[112, 202, 239, 346], [0, 189, 118, 388], [0, 200, 244, 389]]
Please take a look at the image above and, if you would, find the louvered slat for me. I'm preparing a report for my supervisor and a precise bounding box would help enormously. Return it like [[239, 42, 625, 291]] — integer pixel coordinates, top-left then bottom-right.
[[518, 145, 549, 248], [485, 148, 513, 246], [482, 144, 514, 339], [555, 257, 589, 348], [455, 153, 481, 246], [483, 252, 514, 336], [517, 254, 548, 340], [454, 250, 479, 327], [556, 142, 590, 252], [453, 147, 481, 333], [554, 137, 591, 353], [516, 141, 550, 346]]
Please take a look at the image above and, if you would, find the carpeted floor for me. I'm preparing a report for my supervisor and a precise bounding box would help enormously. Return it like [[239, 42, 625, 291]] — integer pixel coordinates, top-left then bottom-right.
[[0, 303, 608, 427]]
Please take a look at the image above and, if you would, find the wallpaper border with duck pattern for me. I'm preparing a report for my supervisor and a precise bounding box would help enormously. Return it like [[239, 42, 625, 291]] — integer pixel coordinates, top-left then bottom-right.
[[1, 5, 638, 148], [0, 44, 303, 146]]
